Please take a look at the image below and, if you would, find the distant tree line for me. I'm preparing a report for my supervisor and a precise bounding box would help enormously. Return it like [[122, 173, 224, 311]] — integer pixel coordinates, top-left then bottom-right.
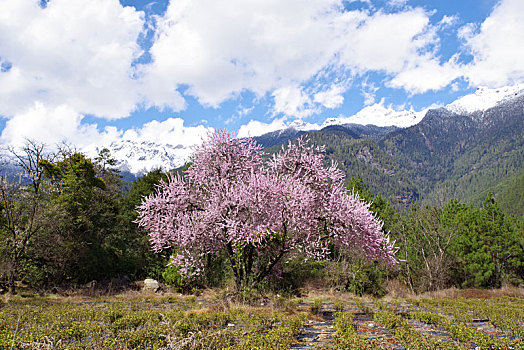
[[0, 140, 522, 295], [0, 141, 168, 294]]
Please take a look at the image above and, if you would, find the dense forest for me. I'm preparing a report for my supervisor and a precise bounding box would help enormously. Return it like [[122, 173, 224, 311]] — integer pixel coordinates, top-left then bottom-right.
[[1, 137, 522, 296]]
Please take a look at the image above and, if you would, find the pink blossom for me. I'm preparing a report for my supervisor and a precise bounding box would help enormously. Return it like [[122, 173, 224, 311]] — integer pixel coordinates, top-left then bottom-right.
[[137, 130, 397, 290]]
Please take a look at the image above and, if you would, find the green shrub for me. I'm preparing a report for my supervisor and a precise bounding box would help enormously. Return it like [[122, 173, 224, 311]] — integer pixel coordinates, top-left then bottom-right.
[[333, 311, 376, 349], [162, 266, 185, 291], [267, 257, 327, 293], [334, 300, 344, 312], [311, 298, 323, 314], [347, 262, 386, 297]]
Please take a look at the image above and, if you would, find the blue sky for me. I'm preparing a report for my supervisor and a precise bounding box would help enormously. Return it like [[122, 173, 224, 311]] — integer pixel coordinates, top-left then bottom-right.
[[0, 0, 522, 150]]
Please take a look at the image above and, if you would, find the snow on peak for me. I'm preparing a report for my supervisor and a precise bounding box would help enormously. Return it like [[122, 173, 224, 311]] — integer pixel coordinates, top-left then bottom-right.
[[446, 83, 524, 114], [237, 118, 320, 138], [321, 101, 426, 129], [87, 139, 193, 175], [287, 119, 321, 131]]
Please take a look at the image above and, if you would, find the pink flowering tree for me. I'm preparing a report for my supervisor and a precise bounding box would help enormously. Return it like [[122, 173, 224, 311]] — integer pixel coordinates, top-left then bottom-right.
[[137, 130, 397, 291]]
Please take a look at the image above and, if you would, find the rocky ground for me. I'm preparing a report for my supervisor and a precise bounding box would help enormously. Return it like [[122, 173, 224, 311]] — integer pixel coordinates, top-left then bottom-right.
[[290, 296, 523, 349]]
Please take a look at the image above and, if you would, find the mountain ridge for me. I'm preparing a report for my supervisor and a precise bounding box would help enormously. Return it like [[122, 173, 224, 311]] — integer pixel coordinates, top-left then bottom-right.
[[87, 84, 523, 176]]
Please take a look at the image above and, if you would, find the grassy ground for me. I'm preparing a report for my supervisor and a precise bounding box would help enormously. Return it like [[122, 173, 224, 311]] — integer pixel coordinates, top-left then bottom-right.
[[1, 287, 523, 349], [0, 290, 307, 350]]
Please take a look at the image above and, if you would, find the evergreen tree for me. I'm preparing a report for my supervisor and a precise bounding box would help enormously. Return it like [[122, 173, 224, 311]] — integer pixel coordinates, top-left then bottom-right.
[[39, 152, 120, 283], [443, 194, 523, 288], [116, 168, 169, 280]]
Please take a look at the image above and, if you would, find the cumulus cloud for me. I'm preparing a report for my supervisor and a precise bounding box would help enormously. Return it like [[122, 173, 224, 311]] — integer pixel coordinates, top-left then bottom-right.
[[1, 0, 523, 150], [336, 9, 433, 74], [0, 0, 144, 119], [121, 118, 211, 146], [141, 0, 455, 115], [141, 0, 343, 110], [272, 86, 316, 118], [460, 0, 524, 87], [237, 118, 288, 138], [0, 103, 121, 149], [388, 58, 461, 93], [313, 85, 345, 109], [1, 102, 213, 164]]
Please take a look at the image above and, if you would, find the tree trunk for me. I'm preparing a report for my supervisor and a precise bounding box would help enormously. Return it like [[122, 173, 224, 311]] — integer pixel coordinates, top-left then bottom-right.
[[8, 264, 17, 294], [233, 272, 242, 292]]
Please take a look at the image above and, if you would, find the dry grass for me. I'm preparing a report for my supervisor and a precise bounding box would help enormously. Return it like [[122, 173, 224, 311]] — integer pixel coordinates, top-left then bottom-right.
[[383, 278, 413, 298], [417, 285, 524, 299], [4, 282, 523, 305]]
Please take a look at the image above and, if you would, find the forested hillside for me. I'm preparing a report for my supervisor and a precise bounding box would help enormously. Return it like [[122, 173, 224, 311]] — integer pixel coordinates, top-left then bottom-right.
[[383, 96, 524, 209], [496, 170, 524, 217], [270, 95, 524, 215], [1, 128, 522, 295], [299, 129, 418, 204]]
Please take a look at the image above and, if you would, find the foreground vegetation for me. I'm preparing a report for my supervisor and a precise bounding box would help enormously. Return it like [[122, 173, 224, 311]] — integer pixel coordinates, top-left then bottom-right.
[[1, 137, 522, 296], [1, 289, 523, 349], [0, 292, 305, 349]]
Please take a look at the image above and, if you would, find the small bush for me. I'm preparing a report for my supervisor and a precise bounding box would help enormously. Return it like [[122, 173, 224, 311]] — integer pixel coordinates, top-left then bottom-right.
[[162, 266, 185, 292], [310, 298, 323, 314], [334, 300, 344, 312], [267, 257, 327, 293]]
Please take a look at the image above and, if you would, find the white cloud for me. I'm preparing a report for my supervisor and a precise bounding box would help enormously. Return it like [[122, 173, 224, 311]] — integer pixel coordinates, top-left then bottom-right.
[[0, 0, 144, 119], [141, 0, 344, 109], [272, 86, 316, 118], [361, 79, 379, 106], [0, 103, 211, 161], [1, 0, 522, 150], [121, 118, 211, 147], [142, 0, 455, 113], [333, 8, 464, 93], [388, 0, 409, 9], [237, 118, 288, 138], [460, 0, 524, 87], [438, 15, 458, 29], [0, 102, 121, 149], [337, 9, 432, 73], [313, 85, 345, 109], [388, 58, 461, 93], [225, 106, 255, 125]]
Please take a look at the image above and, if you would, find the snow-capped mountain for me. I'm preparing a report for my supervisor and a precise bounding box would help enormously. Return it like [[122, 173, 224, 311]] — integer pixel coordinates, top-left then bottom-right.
[[87, 83, 523, 176], [286, 119, 321, 132], [446, 84, 524, 114], [321, 101, 426, 129], [238, 101, 426, 140], [93, 139, 193, 175], [237, 118, 320, 139], [266, 84, 524, 135]]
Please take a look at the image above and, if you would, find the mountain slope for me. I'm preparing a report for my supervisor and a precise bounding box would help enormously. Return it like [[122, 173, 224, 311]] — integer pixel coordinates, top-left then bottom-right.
[[495, 169, 524, 217], [261, 91, 523, 211], [306, 128, 419, 204], [81, 84, 523, 215], [254, 123, 398, 148], [424, 95, 524, 206], [330, 93, 523, 208], [91, 139, 193, 175]]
